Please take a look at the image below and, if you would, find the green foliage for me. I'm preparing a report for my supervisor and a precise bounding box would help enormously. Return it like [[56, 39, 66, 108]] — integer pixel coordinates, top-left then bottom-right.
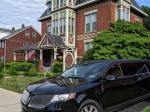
[[6, 62, 38, 76], [7, 62, 33, 72], [52, 61, 63, 73], [142, 6, 150, 31], [84, 20, 150, 60], [0, 72, 4, 79], [28, 65, 38, 76], [45, 71, 60, 78], [83, 49, 94, 61], [144, 107, 150, 112]]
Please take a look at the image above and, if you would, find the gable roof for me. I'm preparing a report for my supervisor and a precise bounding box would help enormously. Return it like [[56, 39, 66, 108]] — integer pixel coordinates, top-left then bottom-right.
[[0, 26, 31, 40], [39, 33, 66, 49], [38, 8, 51, 21]]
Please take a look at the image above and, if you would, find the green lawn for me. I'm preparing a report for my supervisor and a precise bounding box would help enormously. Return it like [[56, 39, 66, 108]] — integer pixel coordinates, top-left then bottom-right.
[[0, 76, 45, 93], [145, 107, 150, 112]]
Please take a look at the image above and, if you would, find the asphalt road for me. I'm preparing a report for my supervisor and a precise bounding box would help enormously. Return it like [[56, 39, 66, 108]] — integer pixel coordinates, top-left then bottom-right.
[[0, 88, 149, 112]]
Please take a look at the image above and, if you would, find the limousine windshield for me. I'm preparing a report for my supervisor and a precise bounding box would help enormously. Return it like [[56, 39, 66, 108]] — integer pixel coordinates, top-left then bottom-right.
[[62, 62, 108, 81]]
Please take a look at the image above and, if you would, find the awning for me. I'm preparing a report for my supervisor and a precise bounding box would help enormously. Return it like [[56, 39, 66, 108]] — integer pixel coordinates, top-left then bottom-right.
[[14, 43, 39, 53]]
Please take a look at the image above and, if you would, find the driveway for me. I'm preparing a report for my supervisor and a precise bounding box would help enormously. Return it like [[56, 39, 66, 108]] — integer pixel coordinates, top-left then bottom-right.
[[0, 88, 149, 112], [0, 88, 21, 112]]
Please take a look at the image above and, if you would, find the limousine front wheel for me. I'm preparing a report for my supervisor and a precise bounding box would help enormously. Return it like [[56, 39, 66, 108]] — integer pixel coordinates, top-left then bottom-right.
[[79, 99, 103, 112]]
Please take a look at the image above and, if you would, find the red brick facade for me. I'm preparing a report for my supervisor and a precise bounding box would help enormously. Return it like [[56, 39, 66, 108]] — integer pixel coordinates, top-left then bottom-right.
[[41, 18, 51, 36], [76, 1, 116, 56], [0, 26, 41, 62]]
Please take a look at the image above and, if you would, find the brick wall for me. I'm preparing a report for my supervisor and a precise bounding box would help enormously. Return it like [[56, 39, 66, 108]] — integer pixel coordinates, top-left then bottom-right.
[[5, 27, 41, 62], [130, 10, 144, 23], [76, 0, 116, 56], [41, 18, 51, 37]]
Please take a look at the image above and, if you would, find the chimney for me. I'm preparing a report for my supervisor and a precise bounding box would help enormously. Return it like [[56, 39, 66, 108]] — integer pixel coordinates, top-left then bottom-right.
[[12, 27, 15, 31], [22, 24, 25, 29]]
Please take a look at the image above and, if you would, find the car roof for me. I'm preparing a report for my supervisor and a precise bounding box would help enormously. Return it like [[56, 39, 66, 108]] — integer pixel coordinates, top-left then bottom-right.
[[80, 59, 149, 65]]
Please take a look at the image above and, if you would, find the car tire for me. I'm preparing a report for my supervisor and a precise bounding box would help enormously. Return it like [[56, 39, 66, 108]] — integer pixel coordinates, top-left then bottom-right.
[[78, 99, 103, 112]]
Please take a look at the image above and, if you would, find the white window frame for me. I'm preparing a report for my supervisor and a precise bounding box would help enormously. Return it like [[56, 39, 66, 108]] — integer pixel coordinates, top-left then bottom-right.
[[32, 32, 37, 38], [116, 0, 130, 21], [25, 31, 30, 37], [84, 39, 93, 51], [85, 11, 97, 33]]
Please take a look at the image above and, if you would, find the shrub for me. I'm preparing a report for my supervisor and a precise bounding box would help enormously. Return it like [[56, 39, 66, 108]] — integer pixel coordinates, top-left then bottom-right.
[[28, 65, 38, 76], [0, 72, 4, 78], [45, 71, 59, 78], [52, 61, 63, 73], [84, 20, 150, 60], [7, 62, 33, 72], [7, 67, 18, 76]]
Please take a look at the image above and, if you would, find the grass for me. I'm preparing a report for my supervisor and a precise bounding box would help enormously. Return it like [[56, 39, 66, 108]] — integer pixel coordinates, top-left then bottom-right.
[[145, 107, 150, 112], [0, 76, 45, 93]]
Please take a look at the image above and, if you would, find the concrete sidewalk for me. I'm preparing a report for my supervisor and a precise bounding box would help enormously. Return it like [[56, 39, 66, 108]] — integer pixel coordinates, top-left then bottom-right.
[[0, 88, 21, 112]]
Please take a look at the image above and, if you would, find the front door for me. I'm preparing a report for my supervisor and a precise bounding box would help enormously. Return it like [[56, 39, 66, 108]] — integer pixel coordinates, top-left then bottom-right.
[[43, 49, 53, 67]]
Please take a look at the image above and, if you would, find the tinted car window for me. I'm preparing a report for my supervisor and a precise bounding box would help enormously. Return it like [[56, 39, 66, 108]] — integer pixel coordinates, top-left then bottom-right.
[[120, 62, 147, 76], [137, 64, 149, 75], [106, 65, 123, 78], [62, 63, 108, 81]]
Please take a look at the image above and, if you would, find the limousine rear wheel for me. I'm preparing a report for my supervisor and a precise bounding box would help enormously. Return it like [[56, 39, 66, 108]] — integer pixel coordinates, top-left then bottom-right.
[[79, 99, 103, 112]]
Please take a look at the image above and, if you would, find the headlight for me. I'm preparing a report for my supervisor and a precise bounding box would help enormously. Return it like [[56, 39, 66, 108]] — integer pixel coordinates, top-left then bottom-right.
[[22, 90, 30, 105], [28, 93, 76, 108]]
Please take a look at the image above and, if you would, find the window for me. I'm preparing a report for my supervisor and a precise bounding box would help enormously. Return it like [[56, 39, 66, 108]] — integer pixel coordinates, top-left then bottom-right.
[[60, 0, 66, 7], [25, 31, 30, 37], [59, 11, 66, 34], [53, 13, 59, 34], [32, 32, 36, 38], [117, 5, 130, 21], [106, 65, 123, 78], [0, 41, 4, 48], [120, 62, 149, 76], [84, 42, 92, 51], [48, 24, 51, 33], [0, 56, 4, 62], [85, 13, 96, 32], [53, 0, 59, 9]]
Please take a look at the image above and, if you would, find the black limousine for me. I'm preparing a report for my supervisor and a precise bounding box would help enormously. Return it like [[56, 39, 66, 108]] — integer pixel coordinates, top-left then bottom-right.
[[21, 60, 150, 112]]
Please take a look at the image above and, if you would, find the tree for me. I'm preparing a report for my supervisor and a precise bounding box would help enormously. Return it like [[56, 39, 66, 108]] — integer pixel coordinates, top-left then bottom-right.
[[142, 6, 150, 31], [84, 20, 150, 60]]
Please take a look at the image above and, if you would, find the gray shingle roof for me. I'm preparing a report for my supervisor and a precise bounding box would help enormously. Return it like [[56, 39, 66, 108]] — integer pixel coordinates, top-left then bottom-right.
[[47, 33, 67, 49], [38, 8, 51, 21], [14, 42, 39, 53], [0, 27, 29, 40]]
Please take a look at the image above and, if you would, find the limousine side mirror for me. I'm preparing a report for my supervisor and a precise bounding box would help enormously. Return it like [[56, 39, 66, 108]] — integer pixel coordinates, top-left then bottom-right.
[[105, 75, 116, 81]]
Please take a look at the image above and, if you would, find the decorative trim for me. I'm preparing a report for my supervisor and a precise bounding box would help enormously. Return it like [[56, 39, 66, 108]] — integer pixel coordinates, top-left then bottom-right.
[[38, 15, 51, 21], [131, 5, 148, 17], [84, 9, 98, 15]]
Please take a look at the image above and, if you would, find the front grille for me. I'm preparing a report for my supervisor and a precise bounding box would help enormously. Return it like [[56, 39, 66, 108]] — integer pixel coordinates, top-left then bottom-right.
[[29, 95, 54, 108]]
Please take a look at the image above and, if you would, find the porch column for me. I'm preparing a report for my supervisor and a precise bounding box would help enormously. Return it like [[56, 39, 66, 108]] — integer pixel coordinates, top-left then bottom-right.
[[25, 51, 28, 61], [13, 52, 16, 61], [40, 49, 43, 60], [54, 48, 57, 60], [74, 49, 77, 64]]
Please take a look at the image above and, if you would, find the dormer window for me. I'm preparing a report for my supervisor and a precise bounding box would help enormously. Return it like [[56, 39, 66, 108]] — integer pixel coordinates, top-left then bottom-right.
[[60, 0, 66, 7], [53, 0, 59, 10]]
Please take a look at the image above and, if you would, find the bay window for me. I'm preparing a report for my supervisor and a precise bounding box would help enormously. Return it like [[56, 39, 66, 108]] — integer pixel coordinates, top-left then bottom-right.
[[117, 3, 130, 21], [85, 13, 97, 33]]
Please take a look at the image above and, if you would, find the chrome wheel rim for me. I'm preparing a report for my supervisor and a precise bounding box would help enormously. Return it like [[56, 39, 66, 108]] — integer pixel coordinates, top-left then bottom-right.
[[81, 105, 98, 112]]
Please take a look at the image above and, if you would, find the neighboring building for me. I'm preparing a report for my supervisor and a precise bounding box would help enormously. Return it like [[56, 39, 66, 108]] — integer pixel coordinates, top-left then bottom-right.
[[38, 0, 147, 70], [0, 25, 41, 64]]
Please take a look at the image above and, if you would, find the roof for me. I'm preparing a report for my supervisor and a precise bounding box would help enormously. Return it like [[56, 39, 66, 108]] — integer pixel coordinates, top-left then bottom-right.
[[0, 26, 31, 40], [14, 42, 39, 53], [38, 8, 51, 21], [81, 59, 148, 65], [47, 33, 66, 48], [39, 33, 67, 49]]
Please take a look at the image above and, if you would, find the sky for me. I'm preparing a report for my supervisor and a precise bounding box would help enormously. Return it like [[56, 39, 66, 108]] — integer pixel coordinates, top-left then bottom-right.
[[0, 0, 150, 33]]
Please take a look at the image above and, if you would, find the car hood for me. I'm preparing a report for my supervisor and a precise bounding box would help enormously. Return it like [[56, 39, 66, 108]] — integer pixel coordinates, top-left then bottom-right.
[[27, 77, 99, 95]]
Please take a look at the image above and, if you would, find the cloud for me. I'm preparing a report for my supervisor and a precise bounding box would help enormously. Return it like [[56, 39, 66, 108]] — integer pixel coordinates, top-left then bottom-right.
[[0, 0, 47, 32]]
